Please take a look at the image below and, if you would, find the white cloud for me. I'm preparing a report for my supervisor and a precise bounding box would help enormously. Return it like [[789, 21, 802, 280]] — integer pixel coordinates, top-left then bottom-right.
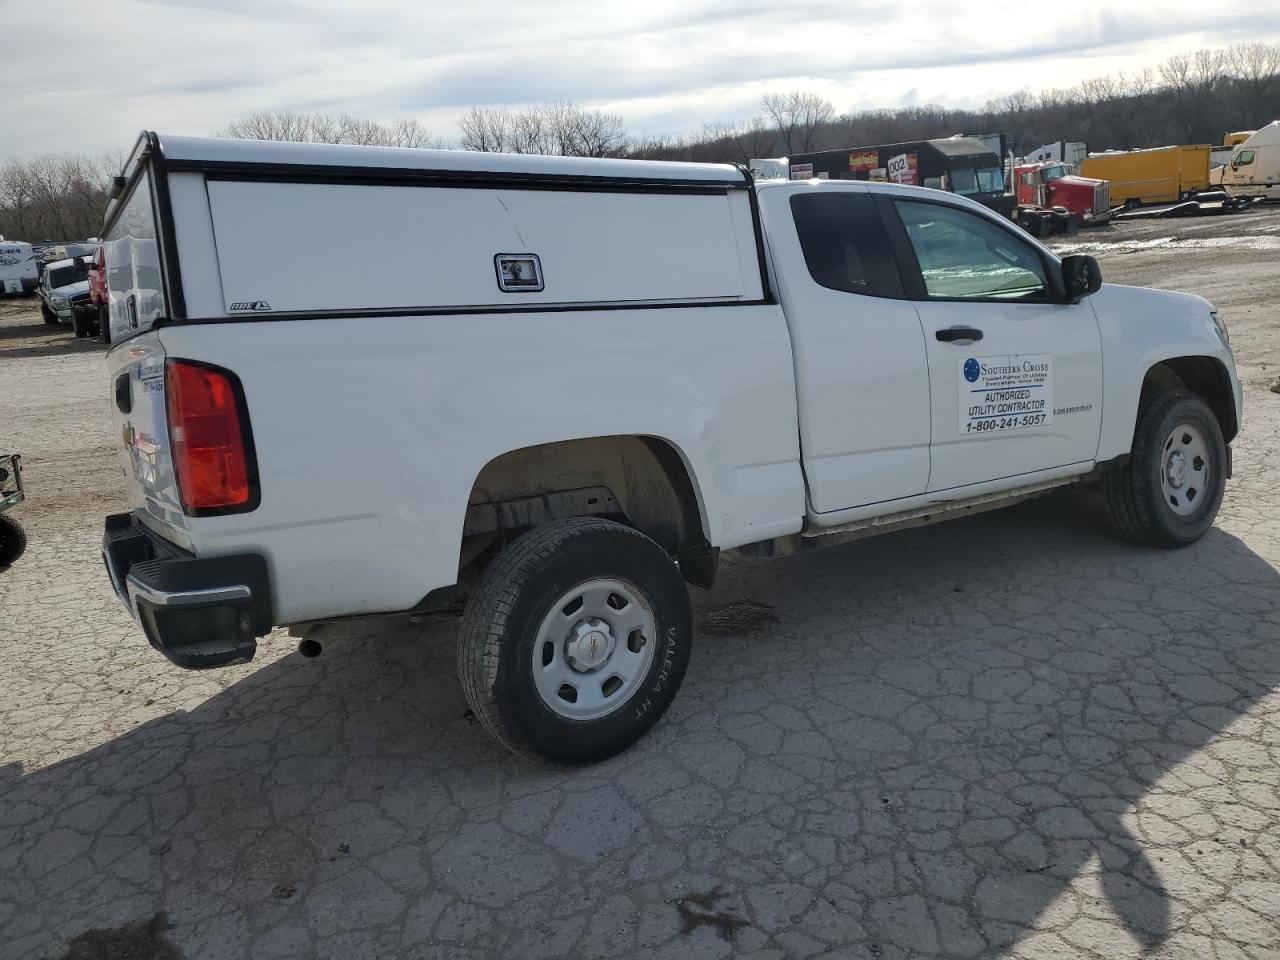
[[1, 0, 1276, 159]]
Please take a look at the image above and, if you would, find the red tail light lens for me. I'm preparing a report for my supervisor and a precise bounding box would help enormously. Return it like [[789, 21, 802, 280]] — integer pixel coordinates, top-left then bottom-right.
[[165, 360, 258, 514]]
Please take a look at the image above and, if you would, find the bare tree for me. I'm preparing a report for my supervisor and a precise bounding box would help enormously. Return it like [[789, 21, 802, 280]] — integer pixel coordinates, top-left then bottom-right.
[[218, 110, 443, 148], [761, 91, 835, 154], [1160, 49, 1228, 142], [457, 102, 626, 157], [458, 107, 513, 152], [0, 154, 116, 241], [1226, 42, 1280, 128]]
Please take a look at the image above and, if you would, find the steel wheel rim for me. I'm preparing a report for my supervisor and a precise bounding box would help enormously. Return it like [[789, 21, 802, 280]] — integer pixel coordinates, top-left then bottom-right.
[[1159, 421, 1210, 518], [531, 577, 657, 721]]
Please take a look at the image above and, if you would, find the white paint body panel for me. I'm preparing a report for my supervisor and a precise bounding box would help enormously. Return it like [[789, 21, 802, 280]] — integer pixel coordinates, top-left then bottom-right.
[[204, 180, 761, 314], [102, 136, 1242, 629], [1089, 283, 1241, 461], [757, 182, 932, 512], [155, 310, 803, 623]]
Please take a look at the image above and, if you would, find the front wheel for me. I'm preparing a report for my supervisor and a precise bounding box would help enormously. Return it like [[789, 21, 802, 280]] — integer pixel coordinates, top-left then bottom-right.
[[1103, 390, 1227, 547], [41, 303, 57, 325], [457, 517, 692, 763]]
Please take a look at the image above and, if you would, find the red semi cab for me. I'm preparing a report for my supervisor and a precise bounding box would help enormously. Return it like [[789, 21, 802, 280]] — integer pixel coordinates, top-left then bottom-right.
[[1013, 162, 1111, 235]]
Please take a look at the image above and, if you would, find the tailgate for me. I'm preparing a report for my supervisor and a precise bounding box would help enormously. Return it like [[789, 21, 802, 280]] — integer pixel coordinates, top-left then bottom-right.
[[107, 335, 189, 546]]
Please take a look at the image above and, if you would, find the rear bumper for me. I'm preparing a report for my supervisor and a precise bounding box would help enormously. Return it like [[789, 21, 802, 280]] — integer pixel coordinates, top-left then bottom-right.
[[103, 512, 272, 669]]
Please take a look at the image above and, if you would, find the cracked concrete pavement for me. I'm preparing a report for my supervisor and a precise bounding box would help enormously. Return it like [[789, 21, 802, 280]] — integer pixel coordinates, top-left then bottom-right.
[[2, 208, 1279, 959]]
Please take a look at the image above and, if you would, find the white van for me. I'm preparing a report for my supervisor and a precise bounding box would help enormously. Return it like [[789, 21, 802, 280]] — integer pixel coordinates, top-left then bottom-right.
[[1211, 120, 1280, 199], [100, 132, 1241, 762], [0, 240, 38, 295]]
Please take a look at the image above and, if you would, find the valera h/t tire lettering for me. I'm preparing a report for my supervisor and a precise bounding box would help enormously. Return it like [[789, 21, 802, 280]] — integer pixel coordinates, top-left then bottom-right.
[[457, 517, 692, 763]]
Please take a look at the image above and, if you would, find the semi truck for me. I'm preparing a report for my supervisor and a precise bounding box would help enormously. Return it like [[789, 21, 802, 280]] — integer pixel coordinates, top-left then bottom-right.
[[1210, 121, 1280, 200], [1079, 145, 1212, 206], [787, 137, 1016, 217], [1012, 162, 1111, 235]]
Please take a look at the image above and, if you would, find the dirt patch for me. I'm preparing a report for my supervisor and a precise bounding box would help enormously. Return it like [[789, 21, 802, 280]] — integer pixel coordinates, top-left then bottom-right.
[[698, 598, 780, 637], [54, 913, 182, 960], [673, 887, 749, 942]]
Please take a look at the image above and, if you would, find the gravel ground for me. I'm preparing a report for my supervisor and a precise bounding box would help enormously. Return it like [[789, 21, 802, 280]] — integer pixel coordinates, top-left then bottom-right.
[[1, 208, 1279, 960]]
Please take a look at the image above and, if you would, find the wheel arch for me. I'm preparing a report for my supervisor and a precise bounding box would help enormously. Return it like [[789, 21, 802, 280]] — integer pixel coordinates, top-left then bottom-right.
[[460, 434, 716, 589], [1139, 356, 1238, 444]]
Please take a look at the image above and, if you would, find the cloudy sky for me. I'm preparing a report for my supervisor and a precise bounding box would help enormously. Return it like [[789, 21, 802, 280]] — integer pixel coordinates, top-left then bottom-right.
[[2, 0, 1278, 159]]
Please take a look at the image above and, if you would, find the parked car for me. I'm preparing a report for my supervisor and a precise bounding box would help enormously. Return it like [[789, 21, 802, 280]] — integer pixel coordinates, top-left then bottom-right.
[[0, 454, 26, 570], [0, 240, 39, 296], [85, 245, 109, 342], [38, 256, 93, 332], [100, 133, 1242, 762]]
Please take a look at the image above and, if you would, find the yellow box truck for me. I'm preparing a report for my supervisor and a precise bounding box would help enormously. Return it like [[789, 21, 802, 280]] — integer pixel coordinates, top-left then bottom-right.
[[1080, 145, 1212, 206]]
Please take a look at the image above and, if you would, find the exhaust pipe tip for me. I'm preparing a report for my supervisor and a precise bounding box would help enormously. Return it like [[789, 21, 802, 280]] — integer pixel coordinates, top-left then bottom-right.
[[298, 638, 323, 658]]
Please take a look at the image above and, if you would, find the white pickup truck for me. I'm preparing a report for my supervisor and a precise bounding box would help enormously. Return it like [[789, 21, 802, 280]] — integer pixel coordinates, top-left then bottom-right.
[[101, 133, 1241, 762]]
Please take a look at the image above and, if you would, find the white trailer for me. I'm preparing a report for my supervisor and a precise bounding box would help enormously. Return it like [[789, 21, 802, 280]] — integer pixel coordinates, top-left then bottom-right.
[[0, 240, 38, 295]]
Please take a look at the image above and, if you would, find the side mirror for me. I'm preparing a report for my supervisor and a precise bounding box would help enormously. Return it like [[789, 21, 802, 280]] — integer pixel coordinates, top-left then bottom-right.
[[1061, 254, 1101, 302]]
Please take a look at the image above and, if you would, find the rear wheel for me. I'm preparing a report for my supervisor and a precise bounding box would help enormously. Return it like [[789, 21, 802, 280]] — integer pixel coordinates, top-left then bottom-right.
[[71, 307, 90, 338], [0, 514, 27, 569], [457, 517, 692, 763], [97, 304, 110, 344], [1103, 390, 1226, 547]]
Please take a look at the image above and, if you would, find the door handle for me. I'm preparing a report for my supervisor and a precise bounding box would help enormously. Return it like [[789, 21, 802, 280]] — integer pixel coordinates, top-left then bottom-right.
[[935, 326, 984, 343]]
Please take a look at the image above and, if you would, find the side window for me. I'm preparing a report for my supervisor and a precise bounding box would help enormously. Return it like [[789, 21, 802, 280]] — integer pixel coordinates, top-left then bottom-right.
[[894, 200, 1050, 301], [790, 191, 905, 299]]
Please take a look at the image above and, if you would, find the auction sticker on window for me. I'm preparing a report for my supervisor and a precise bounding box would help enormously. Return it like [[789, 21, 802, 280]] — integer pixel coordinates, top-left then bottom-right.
[[959, 354, 1053, 435]]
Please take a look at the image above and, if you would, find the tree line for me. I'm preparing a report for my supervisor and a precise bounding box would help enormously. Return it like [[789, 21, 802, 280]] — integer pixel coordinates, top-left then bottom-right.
[[2, 42, 1277, 241]]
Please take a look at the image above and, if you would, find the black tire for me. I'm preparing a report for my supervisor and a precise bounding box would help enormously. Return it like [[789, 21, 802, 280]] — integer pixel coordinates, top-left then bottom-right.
[[0, 514, 27, 569], [458, 517, 692, 763], [1103, 390, 1226, 547], [41, 303, 57, 325], [71, 308, 90, 338], [97, 304, 110, 344]]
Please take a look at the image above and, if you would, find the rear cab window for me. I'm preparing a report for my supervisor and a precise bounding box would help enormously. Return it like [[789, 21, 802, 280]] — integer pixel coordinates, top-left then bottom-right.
[[789, 191, 905, 299]]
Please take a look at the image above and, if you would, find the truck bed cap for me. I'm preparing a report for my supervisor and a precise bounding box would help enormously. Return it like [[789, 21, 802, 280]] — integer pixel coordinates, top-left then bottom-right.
[[153, 134, 749, 186]]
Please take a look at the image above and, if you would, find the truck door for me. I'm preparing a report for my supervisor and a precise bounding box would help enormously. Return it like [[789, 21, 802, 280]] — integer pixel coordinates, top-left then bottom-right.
[[883, 195, 1102, 492], [1222, 149, 1256, 190], [762, 184, 931, 513]]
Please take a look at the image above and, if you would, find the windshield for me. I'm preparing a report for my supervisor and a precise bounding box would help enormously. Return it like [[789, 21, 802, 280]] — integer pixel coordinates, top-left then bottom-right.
[[47, 264, 88, 288], [951, 166, 1005, 195], [1042, 164, 1069, 182]]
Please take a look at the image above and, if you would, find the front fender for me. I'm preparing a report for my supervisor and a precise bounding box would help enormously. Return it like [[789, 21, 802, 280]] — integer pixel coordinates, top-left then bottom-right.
[[1091, 284, 1242, 461]]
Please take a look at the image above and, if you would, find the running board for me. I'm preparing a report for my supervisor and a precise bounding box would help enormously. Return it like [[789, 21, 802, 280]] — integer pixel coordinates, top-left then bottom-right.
[[740, 477, 1078, 558]]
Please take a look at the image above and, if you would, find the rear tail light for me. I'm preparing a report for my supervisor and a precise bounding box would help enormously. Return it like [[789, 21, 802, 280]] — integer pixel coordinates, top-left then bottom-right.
[[165, 359, 259, 515]]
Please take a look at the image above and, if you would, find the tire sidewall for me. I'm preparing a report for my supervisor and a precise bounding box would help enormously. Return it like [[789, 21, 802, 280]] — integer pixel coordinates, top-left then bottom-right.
[[1138, 394, 1226, 545], [0, 515, 26, 568], [492, 528, 691, 762]]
